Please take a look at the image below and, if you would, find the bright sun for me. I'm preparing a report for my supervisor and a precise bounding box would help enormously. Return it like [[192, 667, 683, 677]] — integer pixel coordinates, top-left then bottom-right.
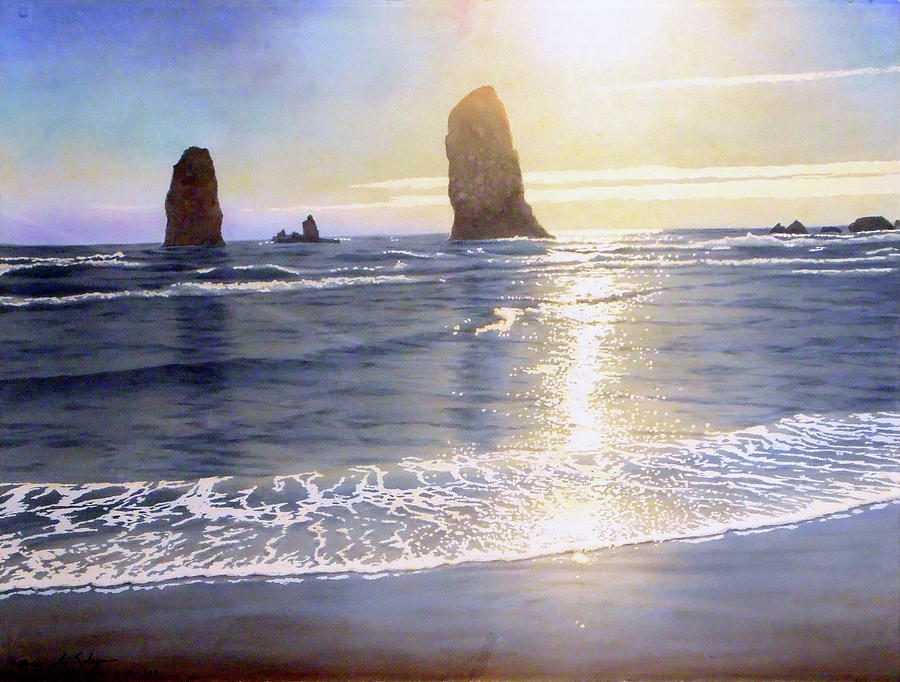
[[524, 1, 671, 67]]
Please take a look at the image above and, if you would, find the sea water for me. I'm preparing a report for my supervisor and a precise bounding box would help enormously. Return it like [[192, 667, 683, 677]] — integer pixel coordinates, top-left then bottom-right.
[[0, 228, 898, 594]]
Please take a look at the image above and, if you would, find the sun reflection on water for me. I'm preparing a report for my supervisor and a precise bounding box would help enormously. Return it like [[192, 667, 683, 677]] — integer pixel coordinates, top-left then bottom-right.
[[511, 262, 662, 557]]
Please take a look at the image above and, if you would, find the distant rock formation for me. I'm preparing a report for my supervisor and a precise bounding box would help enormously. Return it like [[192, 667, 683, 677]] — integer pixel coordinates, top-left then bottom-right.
[[770, 220, 806, 235], [163, 147, 224, 247], [445, 86, 551, 241], [271, 215, 338, 243], [302, 215, 320, 240], [818, 226, 842, 234], [848, 215, 893, 233]]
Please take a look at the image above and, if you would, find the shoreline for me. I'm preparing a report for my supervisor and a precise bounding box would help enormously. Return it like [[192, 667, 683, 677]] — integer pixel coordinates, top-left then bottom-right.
[[2, 503, 897, 681], [2, 497, 898, 599]]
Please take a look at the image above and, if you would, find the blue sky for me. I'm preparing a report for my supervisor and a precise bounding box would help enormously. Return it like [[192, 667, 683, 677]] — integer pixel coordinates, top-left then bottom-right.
[[1, 0, 897, 244]]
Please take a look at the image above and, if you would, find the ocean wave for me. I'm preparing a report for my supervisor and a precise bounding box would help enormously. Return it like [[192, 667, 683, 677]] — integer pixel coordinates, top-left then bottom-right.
[[0, 252, 145, 277], [1, 411, 897, 595], [788, 267, 895, 276], [0, 251, 127, 264], [190, 263, 304, 282], [597, 230, 900, 254], [331, 249, 441, 265], [383, 249, 438, 260], [0, 273, 418, 309], [460, 239, 550, 257], [707, 254, 899, 267], [586, 252, 899, 271], [693, 230, 900, 250]]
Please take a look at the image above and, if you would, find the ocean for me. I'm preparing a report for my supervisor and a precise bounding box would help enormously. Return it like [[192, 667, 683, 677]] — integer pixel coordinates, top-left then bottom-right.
[[1, 227, 898, 597]]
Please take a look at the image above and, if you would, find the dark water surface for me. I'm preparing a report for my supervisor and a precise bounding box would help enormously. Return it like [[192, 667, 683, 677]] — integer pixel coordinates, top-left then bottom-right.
[[1, 228, 897, 593]]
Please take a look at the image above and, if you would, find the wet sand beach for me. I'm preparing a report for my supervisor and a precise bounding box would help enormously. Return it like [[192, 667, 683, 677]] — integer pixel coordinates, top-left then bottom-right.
[[2, 503, 897, 681]]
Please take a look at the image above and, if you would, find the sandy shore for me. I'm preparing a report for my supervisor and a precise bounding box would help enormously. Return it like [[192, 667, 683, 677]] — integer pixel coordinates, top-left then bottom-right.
[[1, 503, 897, 681]]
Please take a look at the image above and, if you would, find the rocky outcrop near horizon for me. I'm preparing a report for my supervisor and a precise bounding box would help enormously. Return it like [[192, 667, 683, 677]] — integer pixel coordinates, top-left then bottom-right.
[[847, 215, 894, 233], [445, 86, 551, 241], [272, 214, 339, 243], [769, 220, 807, 235], [163, 147, 224, 247]]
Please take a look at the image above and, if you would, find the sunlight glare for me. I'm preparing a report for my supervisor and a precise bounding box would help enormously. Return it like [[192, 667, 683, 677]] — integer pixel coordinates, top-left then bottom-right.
[[525, 1, 670, 69]]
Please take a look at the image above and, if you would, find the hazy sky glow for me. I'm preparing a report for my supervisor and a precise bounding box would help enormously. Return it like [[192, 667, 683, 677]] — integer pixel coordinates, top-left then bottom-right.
[[1, 0, 897, 244]]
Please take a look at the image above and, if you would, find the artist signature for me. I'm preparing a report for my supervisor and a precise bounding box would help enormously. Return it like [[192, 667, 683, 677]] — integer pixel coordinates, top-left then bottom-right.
[[3, 648, 159, 680]]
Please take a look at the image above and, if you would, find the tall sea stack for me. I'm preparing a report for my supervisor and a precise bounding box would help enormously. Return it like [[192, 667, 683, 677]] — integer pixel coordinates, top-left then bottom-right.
[[445, 86, 551, 241], [163, 147, 224, 247]]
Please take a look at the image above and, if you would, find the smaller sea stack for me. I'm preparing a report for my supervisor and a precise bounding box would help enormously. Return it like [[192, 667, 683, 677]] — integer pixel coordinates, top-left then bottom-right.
[[271, 214, 339, 243], [847, 216, 893, 233], [302, 215, 320, 240], [164, 147, 224, 247], [446, 86, 551, 241], [770, 220, 806, 235]]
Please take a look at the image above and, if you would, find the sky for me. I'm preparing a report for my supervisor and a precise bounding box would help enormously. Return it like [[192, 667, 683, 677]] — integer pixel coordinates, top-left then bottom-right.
[[0, 0, 898, 244]]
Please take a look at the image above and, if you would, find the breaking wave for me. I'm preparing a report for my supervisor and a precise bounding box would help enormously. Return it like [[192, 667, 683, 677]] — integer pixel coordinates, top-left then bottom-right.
[[1, 411, 897, 595]]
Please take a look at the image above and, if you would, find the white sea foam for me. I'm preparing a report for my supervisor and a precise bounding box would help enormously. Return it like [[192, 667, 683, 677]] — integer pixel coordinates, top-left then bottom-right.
[[232, 263, 304, 275], [383, 249, 434, 259], [1, 411, 897, 595], [0, 251, 145, 275], [0, 273, 419, 308], [689, 230, 900, 250], [789, 267, 895, 276]]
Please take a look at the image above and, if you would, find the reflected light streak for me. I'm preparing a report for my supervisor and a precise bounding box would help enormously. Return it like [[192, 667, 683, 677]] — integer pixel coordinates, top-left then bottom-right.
[[475, 307, 523, 335], [523, 269, 636, 557]]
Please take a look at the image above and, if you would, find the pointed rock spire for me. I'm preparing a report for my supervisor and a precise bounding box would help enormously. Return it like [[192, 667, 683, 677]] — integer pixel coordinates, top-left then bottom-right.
[[445, 86, 551, 240]]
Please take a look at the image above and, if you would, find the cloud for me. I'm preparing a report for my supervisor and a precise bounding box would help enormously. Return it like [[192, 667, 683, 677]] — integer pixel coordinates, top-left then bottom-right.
[[272, 161, 900, 212], [350, 177, 447, 191], [349, 160, 900, 193], [525, 173, 900, 204], [589, 65, 900, 93], [89, 204, 157, 212], [262, 194, 443, 213]]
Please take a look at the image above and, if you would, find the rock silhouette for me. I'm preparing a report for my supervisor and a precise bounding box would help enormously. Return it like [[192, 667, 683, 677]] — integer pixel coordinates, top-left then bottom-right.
[[272, 215, 338, 243], [445, 86, 551, 241], [163, 147, 224, 247], [819, 226, 842, 234], [770, 220, 806, 235], [302, 215, 320, 240], [848, 216, 893, 233]]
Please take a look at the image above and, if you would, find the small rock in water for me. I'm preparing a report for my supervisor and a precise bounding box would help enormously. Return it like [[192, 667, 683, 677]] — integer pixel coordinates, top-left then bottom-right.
[[818, 226, 842, 234], [770, 220, 806, 235], [847, 215, 893, 233], [271, 214, 339, 243]]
